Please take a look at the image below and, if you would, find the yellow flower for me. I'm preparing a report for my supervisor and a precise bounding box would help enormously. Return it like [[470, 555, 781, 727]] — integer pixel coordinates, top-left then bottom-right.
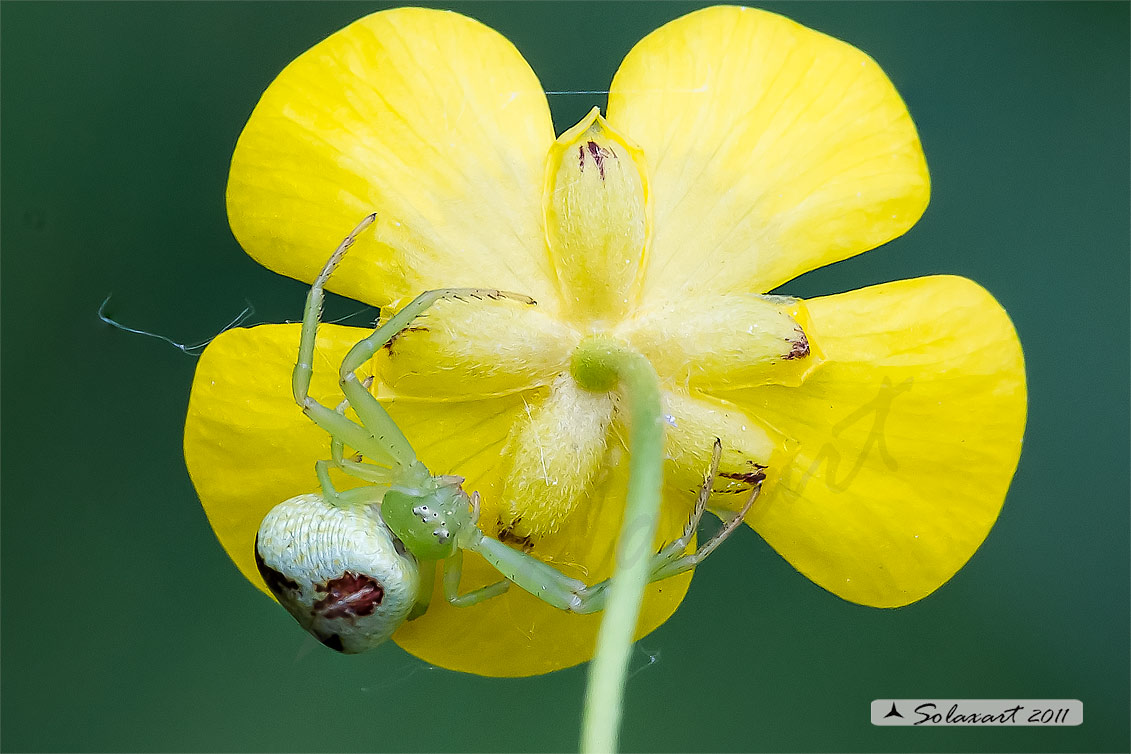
[[184, 6, 1026, 677]]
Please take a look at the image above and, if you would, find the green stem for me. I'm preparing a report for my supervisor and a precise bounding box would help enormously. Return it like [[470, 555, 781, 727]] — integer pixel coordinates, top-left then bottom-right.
[[574, 340, 664, 754]]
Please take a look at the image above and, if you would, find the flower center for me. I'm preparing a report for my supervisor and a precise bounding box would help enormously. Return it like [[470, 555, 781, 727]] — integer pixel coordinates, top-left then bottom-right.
[[570, 335, 626, 393]]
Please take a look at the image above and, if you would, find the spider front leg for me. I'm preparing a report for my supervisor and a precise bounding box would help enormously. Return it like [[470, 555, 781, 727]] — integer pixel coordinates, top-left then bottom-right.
[[291, 213, 535, 471], [291, 213, 415, 467]]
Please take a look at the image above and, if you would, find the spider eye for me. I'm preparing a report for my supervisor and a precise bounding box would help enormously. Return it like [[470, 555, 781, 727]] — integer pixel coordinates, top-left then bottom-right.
[[255, 493, 420, 653], [383, 488, 461, 560]]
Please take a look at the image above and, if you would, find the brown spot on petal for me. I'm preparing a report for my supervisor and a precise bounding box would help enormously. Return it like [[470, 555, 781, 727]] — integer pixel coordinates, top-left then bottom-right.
[[313, 572, 384, 619], [784, 329, 810, 360], [588, 140, 615, 179], [255, 535, 299, 596], [717, 464, 768, 494], [497, 520, 536, 553], [578, 140, 614, 180], [382, 326, 430, 356], [719, 469, 767, 487]]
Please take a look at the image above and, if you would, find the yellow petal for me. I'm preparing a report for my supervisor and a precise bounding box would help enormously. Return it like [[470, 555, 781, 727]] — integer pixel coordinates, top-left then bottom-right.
[[543, 108, 650, 323], [184, 323, 373, 596], [376, 292, 577, 399], [227, 8, 559, 310], [607, 6, 930, 299], [185, 324, 688, 676], [615, 293, 822, 390], [723, 276, 1026, 607], [393, 435, 693, 677]]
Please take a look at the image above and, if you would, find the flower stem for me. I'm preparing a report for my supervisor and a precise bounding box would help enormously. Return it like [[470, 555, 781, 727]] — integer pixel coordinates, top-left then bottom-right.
[[574, 340, 663, 754]]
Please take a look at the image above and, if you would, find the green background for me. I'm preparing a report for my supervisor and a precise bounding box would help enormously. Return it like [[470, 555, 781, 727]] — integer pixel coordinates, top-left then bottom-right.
[[2, 2, 1128, 752]]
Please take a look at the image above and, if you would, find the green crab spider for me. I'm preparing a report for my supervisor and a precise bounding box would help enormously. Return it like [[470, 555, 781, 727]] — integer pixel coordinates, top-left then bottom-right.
[[254, 214, 762, 654]]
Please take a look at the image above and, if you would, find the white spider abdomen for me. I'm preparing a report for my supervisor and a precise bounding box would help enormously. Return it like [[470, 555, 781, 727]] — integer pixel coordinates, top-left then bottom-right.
[[255, 493, 419, 653]]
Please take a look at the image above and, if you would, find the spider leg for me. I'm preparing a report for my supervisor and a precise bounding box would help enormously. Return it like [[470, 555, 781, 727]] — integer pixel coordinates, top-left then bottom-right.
[[652, 438, 720, 564], [468, 490, 482, 525], [438, 492, 515, 608], [290, 214, 412, 466], [314, 460, 386, 507], [292, 216, 537, 470], [330, 396, 350, 465], [460, 438, 759, 614], [647, 480, 761, 583], [406, 559, 438, 620], [442, 549, 510, 607], [328, 378, 373, 466], [292, 213, 374, 407], [335, 288, 536, 469], [339, 287, 536, 379], [324, 386, 396, 487]]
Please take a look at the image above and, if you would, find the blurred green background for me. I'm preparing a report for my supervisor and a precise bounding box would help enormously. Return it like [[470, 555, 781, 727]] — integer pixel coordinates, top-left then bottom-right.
[[2, 2, 1128, 752]]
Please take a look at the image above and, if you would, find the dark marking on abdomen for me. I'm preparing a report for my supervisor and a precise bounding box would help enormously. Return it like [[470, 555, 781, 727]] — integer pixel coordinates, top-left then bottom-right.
[[255, 535, 300, 595], [313, 572, 385, 619], [316, 632, 345, 652]]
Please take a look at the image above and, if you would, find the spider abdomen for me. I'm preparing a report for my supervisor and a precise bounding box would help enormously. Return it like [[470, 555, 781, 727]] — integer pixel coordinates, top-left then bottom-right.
[[255, 493, 419, 653]]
